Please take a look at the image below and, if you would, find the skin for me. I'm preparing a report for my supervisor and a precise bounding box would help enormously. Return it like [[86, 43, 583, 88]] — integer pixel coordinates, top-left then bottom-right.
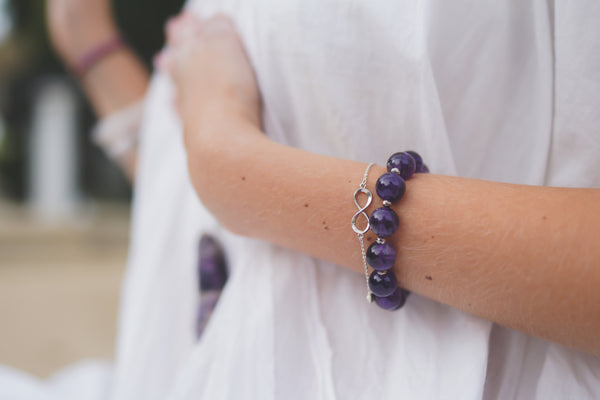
[[161, 13, 600, 356], [46, 0, 150, 179]]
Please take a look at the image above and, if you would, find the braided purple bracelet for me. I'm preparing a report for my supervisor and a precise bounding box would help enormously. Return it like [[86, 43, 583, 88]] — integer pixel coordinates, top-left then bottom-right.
[[352, 151, 429, 311], [73, 35, 124, 77]]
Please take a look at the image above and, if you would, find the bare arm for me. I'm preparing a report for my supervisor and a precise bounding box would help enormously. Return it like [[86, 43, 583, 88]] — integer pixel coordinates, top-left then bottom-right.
[[46, 0, 150, 178], [164, 14, 600, 356]]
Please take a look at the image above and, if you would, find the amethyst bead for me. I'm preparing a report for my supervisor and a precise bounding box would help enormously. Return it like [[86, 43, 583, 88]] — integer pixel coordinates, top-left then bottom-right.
[[369, 207, 399, 237], [368, 271, 397, 297], [418, 163, 430, 173], [387, 152, 416, 179], [373, 287, 409, 310], [366, 242, 396, 271], [405, 151, 424, 173], [376, 172, 406, 202]]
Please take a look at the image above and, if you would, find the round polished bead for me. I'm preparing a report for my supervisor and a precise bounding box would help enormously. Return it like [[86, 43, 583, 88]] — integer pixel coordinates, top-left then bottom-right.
[[376, 172, 406, 202], [417, 163, 430, 173], [373, 287, 409, 310], [368, 271, 397, 297], [366, 241, 397, 271], [387, 152, 416, 179], [369, 207, 399, 237], [405, 151, 424, 173]]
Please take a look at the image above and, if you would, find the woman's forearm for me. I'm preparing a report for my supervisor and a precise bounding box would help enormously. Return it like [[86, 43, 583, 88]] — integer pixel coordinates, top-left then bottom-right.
[[79, 46, 148, 179], [161, 13, 600, 356], [79, 47, 149, 118], [47, 1, 149, 178], [188, 120, 600, 356], [47, 0, 149, 116]]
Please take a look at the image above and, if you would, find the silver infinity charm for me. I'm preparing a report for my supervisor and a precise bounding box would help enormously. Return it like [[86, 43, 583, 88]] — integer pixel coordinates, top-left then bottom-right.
[[351, 187, 372, 234]]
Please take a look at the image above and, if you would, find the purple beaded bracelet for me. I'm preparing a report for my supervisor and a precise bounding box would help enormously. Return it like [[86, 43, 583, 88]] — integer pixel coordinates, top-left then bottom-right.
[[352, 151, 429, 311]]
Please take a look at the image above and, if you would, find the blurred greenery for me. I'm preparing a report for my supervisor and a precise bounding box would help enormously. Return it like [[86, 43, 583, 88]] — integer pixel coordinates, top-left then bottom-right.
[[0, 0, 185, 200]]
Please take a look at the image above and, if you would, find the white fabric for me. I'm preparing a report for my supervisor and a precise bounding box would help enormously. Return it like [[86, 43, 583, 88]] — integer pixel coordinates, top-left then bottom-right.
[[2, 0, 600, 399], [0, 361, 112, 400], [92, 100, 144, 160]]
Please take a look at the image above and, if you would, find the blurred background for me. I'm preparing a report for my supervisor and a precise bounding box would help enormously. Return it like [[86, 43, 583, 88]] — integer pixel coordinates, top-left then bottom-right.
[[0, 0, 183, 377]]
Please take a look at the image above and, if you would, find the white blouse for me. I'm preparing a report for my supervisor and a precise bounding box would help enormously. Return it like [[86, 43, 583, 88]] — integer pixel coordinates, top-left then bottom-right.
[[2, 1, 599, 399]]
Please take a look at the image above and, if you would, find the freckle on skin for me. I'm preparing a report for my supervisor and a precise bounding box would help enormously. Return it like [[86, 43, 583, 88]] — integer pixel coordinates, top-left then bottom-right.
[[324, 226, 329, 230], [241, 176, 246, 181], [431, 235, 435, 239], [426, 275, 433, 281], [322, 221, 326, 225], [304, 203, 309, 208], [542, 215, 547, 220]]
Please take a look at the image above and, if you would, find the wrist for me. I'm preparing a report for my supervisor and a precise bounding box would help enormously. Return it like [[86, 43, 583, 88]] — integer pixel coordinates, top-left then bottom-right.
[[62, 23, 120, 68]]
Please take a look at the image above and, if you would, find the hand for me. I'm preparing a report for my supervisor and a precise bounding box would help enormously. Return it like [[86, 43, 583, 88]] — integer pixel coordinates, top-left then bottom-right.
[[46, 0, 118, 67], [158, 12, 262, 150]]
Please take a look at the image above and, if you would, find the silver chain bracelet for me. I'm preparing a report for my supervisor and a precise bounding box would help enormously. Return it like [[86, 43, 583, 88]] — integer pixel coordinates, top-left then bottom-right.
[[351, 162, 375, 302]]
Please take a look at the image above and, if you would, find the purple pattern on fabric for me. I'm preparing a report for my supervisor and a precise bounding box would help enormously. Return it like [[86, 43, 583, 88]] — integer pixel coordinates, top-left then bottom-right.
[[196, 290, 221, 338], [198, 235, 228, 291], [196, 234, 228, 339]]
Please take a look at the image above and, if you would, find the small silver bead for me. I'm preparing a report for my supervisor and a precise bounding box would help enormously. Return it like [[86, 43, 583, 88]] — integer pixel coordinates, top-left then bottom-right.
[[376, 237, 386, 244], [366, 292, 373, 303], [390, 168, 400, 174], [382, 200, 392, 207]]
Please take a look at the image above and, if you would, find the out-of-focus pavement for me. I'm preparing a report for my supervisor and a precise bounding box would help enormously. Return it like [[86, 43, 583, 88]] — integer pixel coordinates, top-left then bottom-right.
[[0, 201, 129, 377]]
